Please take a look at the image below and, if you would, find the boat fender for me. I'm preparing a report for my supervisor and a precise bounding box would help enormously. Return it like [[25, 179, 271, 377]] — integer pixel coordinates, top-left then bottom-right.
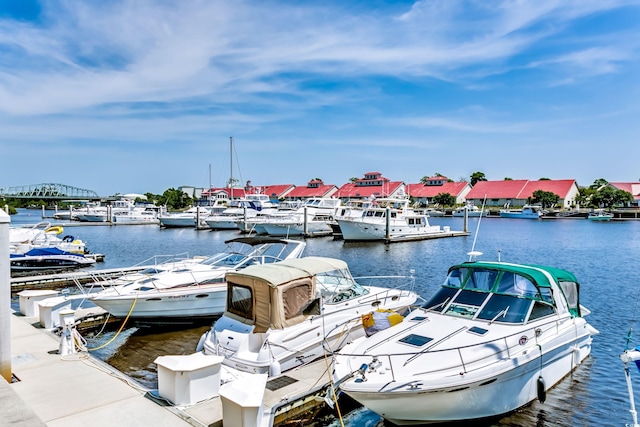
[[269, 359, 282, 377], [195, 331, 208, 353], [537, 376, 546, 403], [62, 235, 74, 243]]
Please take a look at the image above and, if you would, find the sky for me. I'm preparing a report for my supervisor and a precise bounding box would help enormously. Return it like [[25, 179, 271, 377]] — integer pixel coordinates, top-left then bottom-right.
[[0, 0, 639, 197]]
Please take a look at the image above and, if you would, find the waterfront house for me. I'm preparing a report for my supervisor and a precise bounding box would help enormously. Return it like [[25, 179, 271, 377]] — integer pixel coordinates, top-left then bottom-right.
[[406, 176, 471, 206], [335, 172, 405, 200], [465, 179, 580, 209], [609, 182, 640, 207], [284, 179, 338, 200]]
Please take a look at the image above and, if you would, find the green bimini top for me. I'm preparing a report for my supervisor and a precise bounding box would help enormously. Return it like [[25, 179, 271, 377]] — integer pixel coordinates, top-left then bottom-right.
[[450, 261, 579, 288]]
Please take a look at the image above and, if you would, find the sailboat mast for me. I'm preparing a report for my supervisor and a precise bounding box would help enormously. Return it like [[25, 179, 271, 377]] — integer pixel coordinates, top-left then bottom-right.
[[230, 136, 233, 199]]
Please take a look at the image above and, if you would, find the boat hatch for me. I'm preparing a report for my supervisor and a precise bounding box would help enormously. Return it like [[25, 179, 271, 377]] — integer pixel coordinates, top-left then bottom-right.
[[468, 326, 488, 335], [399, 334, 433, 347]]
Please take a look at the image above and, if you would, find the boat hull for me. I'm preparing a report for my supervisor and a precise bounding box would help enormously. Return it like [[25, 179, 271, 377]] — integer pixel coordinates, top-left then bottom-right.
[[338, 321, 593, 425], [337, 218, 443, 241]]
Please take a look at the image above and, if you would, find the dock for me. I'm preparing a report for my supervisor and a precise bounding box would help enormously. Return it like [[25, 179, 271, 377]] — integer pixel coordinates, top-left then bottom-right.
[[4, 310, 338, 427], [384, 230, 470, 243]]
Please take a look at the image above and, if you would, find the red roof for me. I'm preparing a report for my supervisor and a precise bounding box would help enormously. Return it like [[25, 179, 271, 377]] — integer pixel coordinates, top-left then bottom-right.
[[466, 179, 577, 199], [335, 181, 404, 198], [610, 182, 640, 199], [259, 184, 295, 199], [287, 184, 338, 198], [406, 182, 468, 198]]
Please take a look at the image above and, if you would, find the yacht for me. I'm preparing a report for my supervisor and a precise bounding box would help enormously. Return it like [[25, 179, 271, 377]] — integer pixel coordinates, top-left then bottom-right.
[[260, 198, 341, 236]]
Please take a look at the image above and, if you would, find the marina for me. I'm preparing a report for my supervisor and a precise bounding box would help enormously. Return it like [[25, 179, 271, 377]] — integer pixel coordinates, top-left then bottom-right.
[[3, 208, 640, 426]]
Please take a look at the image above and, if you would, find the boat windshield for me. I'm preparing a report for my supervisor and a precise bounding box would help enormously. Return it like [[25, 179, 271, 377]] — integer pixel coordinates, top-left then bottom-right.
[[316, 268, 369, 304], [422, 266, 557, 324]]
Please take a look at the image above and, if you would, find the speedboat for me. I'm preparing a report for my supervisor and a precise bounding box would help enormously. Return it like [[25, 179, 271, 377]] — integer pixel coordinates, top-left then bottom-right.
[[10, 247, 96, 274], [333, 255, 597, 425], [336, 197, 445, 241], [88, 237, 306, 325], [198, 256, 419, 375], [9, 221, 88, 254], [587, 209, 613, 221], [499, 205, 544, 219]]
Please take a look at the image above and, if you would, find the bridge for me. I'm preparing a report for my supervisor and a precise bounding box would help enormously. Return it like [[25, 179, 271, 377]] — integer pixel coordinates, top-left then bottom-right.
[[0, 183, 101, 200]]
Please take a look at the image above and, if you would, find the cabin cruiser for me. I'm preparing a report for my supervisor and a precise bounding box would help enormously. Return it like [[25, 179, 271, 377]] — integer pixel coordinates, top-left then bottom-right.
[[452, 204, 487, 217], [236, 200, 303, 234], [499, 205, 544, 219], [158, 206, 216, 228], [260, 198, 341, 236], [203, 195, 277, 230], [198, 256, 419, 375], [336, 197, 445, 241], [333, 255, 597, 425], [88, 237, 306, 325]]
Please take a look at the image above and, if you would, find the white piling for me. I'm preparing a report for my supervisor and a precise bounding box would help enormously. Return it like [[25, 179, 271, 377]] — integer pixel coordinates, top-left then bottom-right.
[[0, 207, 10, 381], [58, 309, 77, 356]]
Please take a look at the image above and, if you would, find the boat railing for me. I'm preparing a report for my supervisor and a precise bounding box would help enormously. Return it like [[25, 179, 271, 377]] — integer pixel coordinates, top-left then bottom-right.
[[337, 316, 568, 388], [353, 274, 417, 300]]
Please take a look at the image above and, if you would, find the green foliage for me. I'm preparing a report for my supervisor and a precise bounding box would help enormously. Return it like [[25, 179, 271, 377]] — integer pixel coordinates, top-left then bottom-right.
[[156, 188, 194, 210], [349, 177, 359, 183], [531, 190, 559, 208], [432, 193, 456, 207], [504, 177, 512, 180], [590, 178, 609, 190], [470, 171, 487, 186], [539, 177, 551, 180], [591, 186, 633, 208]]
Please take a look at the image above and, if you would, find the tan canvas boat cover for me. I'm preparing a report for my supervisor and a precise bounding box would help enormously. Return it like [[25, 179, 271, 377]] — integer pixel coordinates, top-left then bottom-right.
[[225, 257, 348, 332]]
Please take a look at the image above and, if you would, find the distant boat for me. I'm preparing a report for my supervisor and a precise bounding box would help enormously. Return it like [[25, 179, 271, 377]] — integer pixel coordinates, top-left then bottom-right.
[[10, 247, 95, 274], [452, 204, 486, 217], [587, 209, 613, 221], [499, 205, 544, 219]]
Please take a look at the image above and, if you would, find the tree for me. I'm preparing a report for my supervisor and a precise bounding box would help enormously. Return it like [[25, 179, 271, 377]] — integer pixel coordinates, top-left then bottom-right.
[[591, 186, 633, 208], [349, 177, 359, 183], [504, 177, 512, 180], [157, 188, 193, 210], [470, 171, 487, 186], [539, 177, 551, 180], [432, 193, 456, 207], [531, 190, 559, 208], [590, 178, 609, 190]]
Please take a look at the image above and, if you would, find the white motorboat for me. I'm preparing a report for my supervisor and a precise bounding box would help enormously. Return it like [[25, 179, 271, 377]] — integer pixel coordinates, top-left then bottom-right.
[[10, 247, 96, 274], [9, 221, 88, 254], [499, 205, 544, 219], [260, 197, 341, 236], [112, 206, 160, 225], [88, 237, 306, 325], [158, 206, 215, 228], [204, 195, 277, 230], [236, 200, 303, 234], [333, 256, 597, 425], [452, 204, 487, 217], [198, 256, 419, 375], [336, 197, 445, 241]]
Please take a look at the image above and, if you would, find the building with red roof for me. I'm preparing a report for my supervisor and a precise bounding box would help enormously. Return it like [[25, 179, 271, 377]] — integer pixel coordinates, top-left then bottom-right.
[[465, 179, 580, 208], [335, 172, 405, 200], [285, 179, 338, 199], [405, 176, 471, 206], [609, 182, 640, 205]]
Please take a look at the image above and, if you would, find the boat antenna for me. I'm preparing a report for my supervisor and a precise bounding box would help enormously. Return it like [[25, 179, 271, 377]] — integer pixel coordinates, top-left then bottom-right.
[[467, 195, 487, 261]]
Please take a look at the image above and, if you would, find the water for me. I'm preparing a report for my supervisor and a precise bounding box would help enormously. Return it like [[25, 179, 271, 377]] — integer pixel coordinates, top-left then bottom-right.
[[10, 209, 640, 426]]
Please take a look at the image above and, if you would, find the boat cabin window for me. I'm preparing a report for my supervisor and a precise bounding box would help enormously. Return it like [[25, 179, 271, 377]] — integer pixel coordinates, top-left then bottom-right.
[[282, 283, 313, 320], [464, 268, 500, 292], [422, 287, 458, 312], [227, 283, 253, 319], [495, 272, 539, 298], [558, 280, 580, 316], [476, 294, 531, 324], [443, 268, 468, 289], [316, 268, 368, 304]]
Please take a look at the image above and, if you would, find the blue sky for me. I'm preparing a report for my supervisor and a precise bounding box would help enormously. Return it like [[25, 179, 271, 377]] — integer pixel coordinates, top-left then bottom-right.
[[0, 0, 639, 197]]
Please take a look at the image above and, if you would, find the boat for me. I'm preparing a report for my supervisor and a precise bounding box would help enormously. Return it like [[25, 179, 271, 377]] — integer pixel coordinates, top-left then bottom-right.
[[236, 200, 303, 234], [112, 206, 160, 225], [423, 207, 445, 217], [158, 206, 215, 228], [9, 221, 88, 254], [198, 255, 420, 375], [260, 197, 341, 236], [499, 205, 544, 219], [452, 204, 487, 217], [587, 209, 613, 221], [10, 247, 96, 273], [203, 195, 277, 230], [333, 254, 597, 425], [87, 237, 306, 325], [336, 197, 446, 241]]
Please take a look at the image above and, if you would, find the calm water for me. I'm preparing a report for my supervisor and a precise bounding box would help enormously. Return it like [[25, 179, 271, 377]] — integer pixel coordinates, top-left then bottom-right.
[[10, 209, 640, 426]]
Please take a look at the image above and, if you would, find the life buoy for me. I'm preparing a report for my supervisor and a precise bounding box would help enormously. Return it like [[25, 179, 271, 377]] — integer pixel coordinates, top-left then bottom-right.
[[62, 235, 75, 243], [45, 226, 64, 235]]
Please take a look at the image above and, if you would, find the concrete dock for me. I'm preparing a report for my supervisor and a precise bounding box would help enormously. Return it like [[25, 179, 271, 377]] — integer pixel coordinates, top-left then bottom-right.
[[2, 311, 336, 427]]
